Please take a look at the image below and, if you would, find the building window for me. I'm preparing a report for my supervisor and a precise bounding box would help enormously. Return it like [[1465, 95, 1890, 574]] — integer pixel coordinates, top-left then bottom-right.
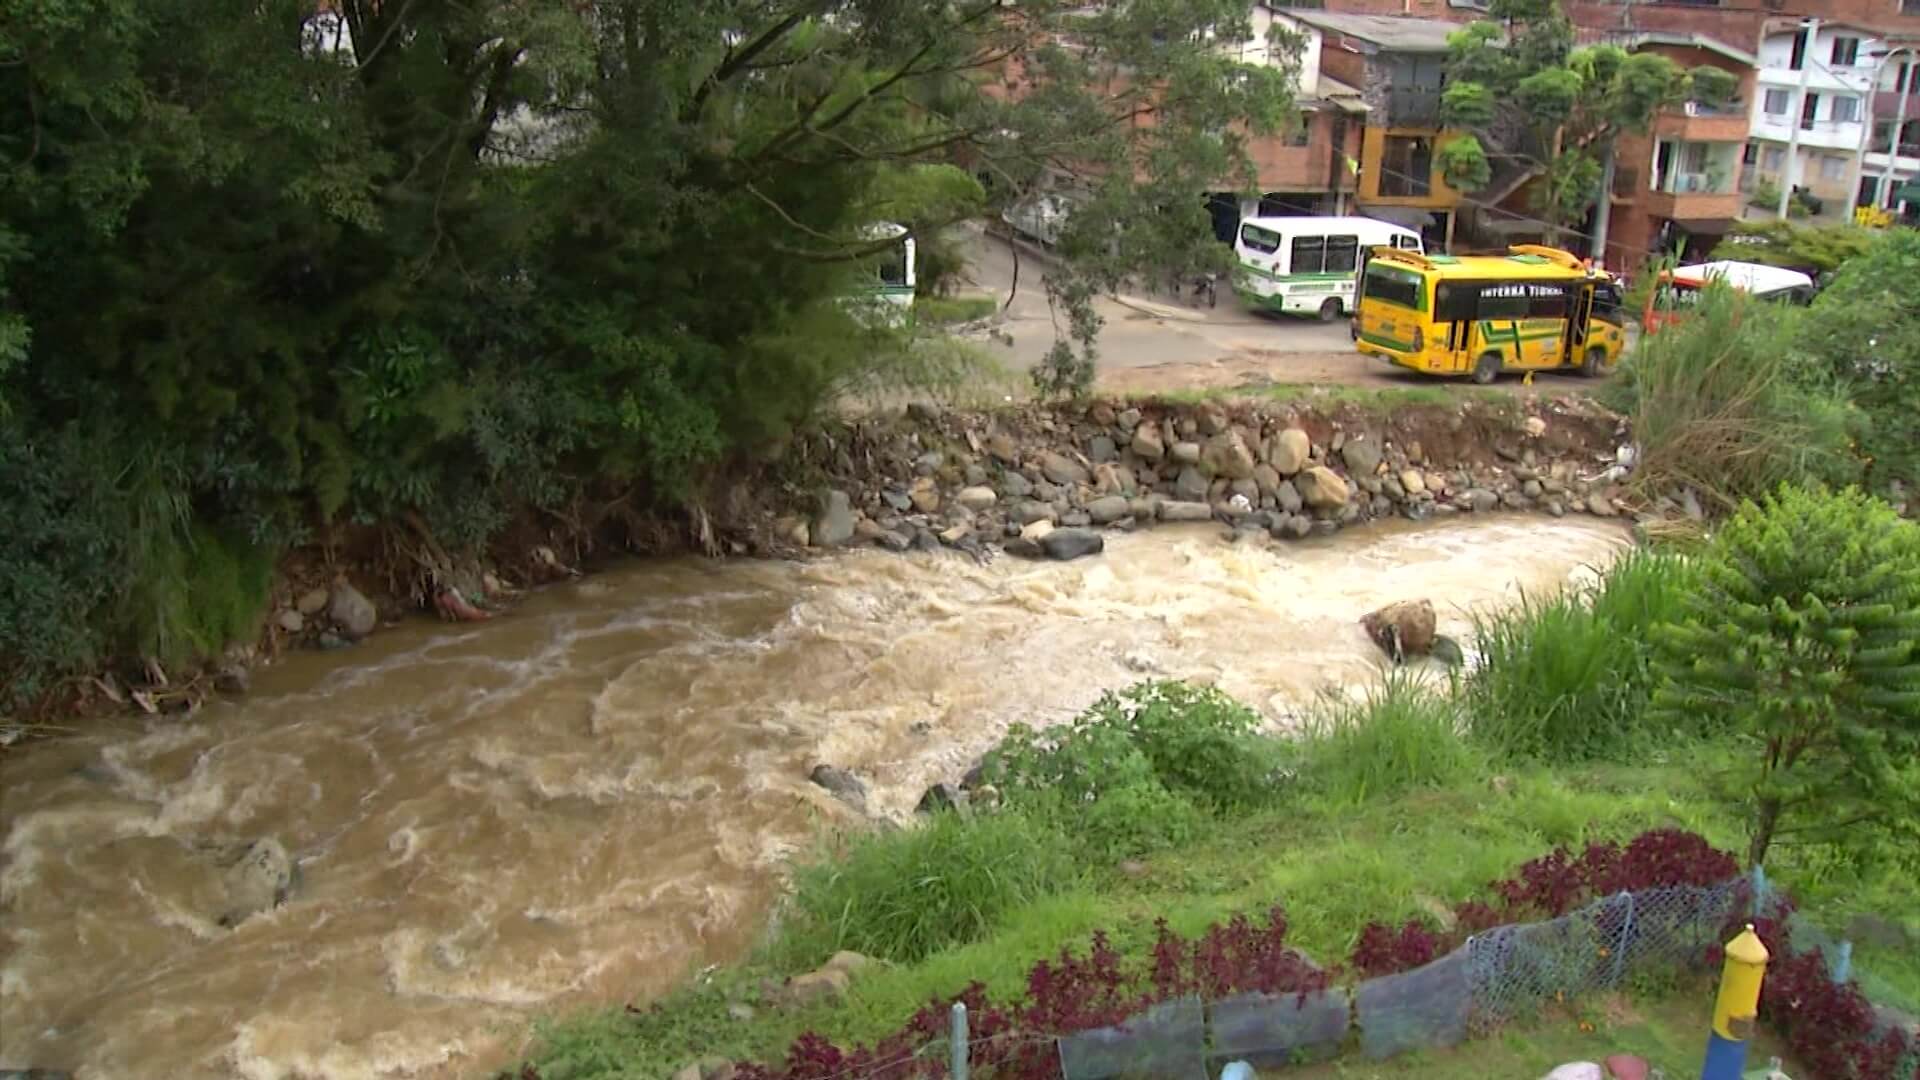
[[1831, 36, 1860, 67], [1378, 135, 1433, 197], [1289, 121, 1312, 148], [1907, 0, 1920, 15], [1820, 154, 1847, 181], [1764, 88, 1790, 115], [1764, 146, 1785, 171], [1743, 142, 1758, 164], [1833, 96, 1861, 124], [1790, 29, 1808, 71], [1860, 175, 1882, 208], [1801, 92, 1820, 130], [1898, 63, 1913, 94]]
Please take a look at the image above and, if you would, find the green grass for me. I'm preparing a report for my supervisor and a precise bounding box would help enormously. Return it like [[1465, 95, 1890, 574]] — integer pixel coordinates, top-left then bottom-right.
[[914, 294, 998, 326], [1462, 547, 1697, 763], [774, 807, 1075, 968], [1298, 669, 1488, 807]]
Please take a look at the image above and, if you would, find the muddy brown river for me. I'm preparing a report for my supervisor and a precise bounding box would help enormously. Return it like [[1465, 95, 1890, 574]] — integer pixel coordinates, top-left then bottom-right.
[[1, 518, 1627, 1078]]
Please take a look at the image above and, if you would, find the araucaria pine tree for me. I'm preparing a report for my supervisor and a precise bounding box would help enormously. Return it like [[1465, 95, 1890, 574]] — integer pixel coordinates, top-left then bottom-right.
[[1652, 486, 1920, 868]]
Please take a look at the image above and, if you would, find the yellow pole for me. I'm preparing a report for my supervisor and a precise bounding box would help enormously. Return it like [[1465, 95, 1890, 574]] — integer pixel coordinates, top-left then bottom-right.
[[1701, 923, 1770, 1080]]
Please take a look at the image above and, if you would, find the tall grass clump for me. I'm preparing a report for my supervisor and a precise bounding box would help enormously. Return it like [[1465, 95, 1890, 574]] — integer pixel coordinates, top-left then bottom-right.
[[1463, 548, 1698, 762], [1298, 669, 1485, 805], [1606, 283, 1857, 510], [778, 809, 1073, 967]]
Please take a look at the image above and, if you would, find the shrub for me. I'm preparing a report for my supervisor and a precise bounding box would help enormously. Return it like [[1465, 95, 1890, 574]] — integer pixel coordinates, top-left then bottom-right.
[[1606, 284, 1859, 509], [1462, 548, 1696, 762], [1299, 670, 1485, 805], [1350, 919, 1442, 977], [987, 681, 1283, 814], [1653, 485, 1920, 867], [1793, 227, 1920, 488], [777, 810, 1073, 966]]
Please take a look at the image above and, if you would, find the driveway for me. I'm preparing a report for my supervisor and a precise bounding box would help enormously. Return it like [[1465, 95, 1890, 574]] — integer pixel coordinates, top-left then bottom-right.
[[948, 227, 1611, 399]]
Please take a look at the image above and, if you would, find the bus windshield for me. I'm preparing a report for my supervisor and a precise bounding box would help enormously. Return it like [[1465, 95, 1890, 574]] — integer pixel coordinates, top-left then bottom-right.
[[1362, 261, 1425, 310], [1240, 224, 1282, 255]]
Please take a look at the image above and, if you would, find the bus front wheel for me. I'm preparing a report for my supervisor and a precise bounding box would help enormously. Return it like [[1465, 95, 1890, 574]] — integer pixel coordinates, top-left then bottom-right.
[[1581, 346, 1608, 378], [1318, 297, 1343, 322], [1472, 353, 1503, 385]]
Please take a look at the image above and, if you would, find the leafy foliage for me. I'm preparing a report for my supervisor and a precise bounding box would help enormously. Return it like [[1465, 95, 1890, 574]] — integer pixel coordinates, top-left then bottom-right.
[[1, 0, 1299, 692], [1653, 486, 1920, 867], [1790, 228, 1920, 489], [1712, 220, 1878, 279], [1733, 901, 1916, 1080]]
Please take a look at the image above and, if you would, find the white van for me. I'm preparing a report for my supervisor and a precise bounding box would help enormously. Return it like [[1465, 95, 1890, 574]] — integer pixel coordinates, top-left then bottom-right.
[[1234, 215, 1423, 320]]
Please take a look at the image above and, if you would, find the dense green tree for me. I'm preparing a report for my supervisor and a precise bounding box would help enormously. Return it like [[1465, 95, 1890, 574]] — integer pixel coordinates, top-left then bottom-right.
[[1438, 0, 1736, 229], [0, 0, 1297, 697], [1712, 219, 1878, 278], [1652, 487, 1920, 867]]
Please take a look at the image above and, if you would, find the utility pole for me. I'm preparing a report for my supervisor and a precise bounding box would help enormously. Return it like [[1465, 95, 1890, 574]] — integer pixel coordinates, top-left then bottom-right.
[[1778, 16, 1819, 220], [1845, 46, 1913, 219], [1879, 49, 1916, 216], [1590, 146, 1616, 269]]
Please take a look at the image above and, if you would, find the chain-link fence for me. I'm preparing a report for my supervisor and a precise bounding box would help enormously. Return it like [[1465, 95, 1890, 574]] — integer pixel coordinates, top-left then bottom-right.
[[1050, 873, 1915, 1079]]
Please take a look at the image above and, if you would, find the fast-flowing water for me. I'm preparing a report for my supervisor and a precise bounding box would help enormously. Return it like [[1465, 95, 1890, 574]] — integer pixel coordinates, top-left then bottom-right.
[[0, 517, 1627, 1079]]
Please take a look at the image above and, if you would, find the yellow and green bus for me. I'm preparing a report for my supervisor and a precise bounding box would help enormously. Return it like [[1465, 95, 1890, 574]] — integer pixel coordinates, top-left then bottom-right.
[[1353, 245, 1629, 384]]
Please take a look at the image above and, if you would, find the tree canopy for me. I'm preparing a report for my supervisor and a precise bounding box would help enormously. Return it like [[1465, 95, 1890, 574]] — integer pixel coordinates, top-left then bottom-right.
[[1438, 0, 1737, 226], [0, 0, 1298, 699]]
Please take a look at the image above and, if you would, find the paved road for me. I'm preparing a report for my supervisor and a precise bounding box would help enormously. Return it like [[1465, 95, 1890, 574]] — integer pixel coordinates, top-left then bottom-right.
[[946, 229, 1609, 398]]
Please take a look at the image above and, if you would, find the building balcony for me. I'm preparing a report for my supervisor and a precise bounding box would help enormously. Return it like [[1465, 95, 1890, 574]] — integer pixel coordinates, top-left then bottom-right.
[[1654, 103, 1751, 143], [1640, 168, 1743, 222], [1751, 113, 1868, 151]]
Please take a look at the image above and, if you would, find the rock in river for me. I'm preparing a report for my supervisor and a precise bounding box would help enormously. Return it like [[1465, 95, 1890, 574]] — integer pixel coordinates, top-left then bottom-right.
[[955, 486, 998, 512], [1130, 425, 1166, 461], [1041, 528, 1105, 561], [1201, 431, 1257, 480], [1270, 428, 1310, 475], [808, 764, 867, 810], [220, 837, 296, 928], [813, 489, 856, 546], [1086, 495, 1131, 525], [1361, 600, 1437, 662], [328, 582, 378, 639]]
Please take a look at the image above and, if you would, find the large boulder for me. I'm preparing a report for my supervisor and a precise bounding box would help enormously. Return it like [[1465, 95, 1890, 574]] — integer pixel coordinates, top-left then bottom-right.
[[1295, 467, 1350, 509], [1270, 428, 1311, 475], [220, 837, 296, 928], [1038, 451, 1090, 486], [1130, 425, 1166, 461], [808, 764, 867, 810], [1174, 466, 1211, 502], [813, 490, 857, 546], [1086, 495, 1131, 525], [1201, 431, 1257, 480], [1340, 437, 1383, 477], [1361, 600, 1438, 662], [1158, 501, 1213, 523], [1042, 528, 1105, 561], [955, 486, 998, 512], [327, 582, 378, 639], [1170, 441, 1202, 466]]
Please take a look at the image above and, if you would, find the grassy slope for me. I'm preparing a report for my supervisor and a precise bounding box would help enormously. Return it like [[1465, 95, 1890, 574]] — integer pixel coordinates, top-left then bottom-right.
[[528, 745, 1914, 1078]]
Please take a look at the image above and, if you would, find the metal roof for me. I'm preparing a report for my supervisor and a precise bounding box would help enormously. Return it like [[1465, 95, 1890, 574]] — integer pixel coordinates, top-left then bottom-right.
[[1616, 31, 1758, 69], [1281, 11, 1460, 53]]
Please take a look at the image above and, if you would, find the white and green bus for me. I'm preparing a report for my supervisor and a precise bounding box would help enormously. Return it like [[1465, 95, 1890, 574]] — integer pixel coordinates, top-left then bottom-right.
[[1233, 215, 1423, 321]]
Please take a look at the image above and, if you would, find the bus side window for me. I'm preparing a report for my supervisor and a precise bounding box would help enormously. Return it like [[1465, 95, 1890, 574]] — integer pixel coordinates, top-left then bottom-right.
[[1395, 235, 1420, 250], [1528, 288, 1569, 320], [1326, 236, 1359, 273]]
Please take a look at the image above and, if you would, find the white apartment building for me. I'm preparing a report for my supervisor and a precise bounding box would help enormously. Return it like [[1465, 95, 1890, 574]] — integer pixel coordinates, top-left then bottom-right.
[[1747, 19, 1920, 219]]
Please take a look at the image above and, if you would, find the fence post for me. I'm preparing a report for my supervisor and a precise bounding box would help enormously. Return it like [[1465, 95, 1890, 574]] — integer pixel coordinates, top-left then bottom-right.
[[1830, 939, 1852, 984], [1611, 891, 1634, 987], [950, 1002, 968, 1080], [1748, 865, 1769, 917]]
